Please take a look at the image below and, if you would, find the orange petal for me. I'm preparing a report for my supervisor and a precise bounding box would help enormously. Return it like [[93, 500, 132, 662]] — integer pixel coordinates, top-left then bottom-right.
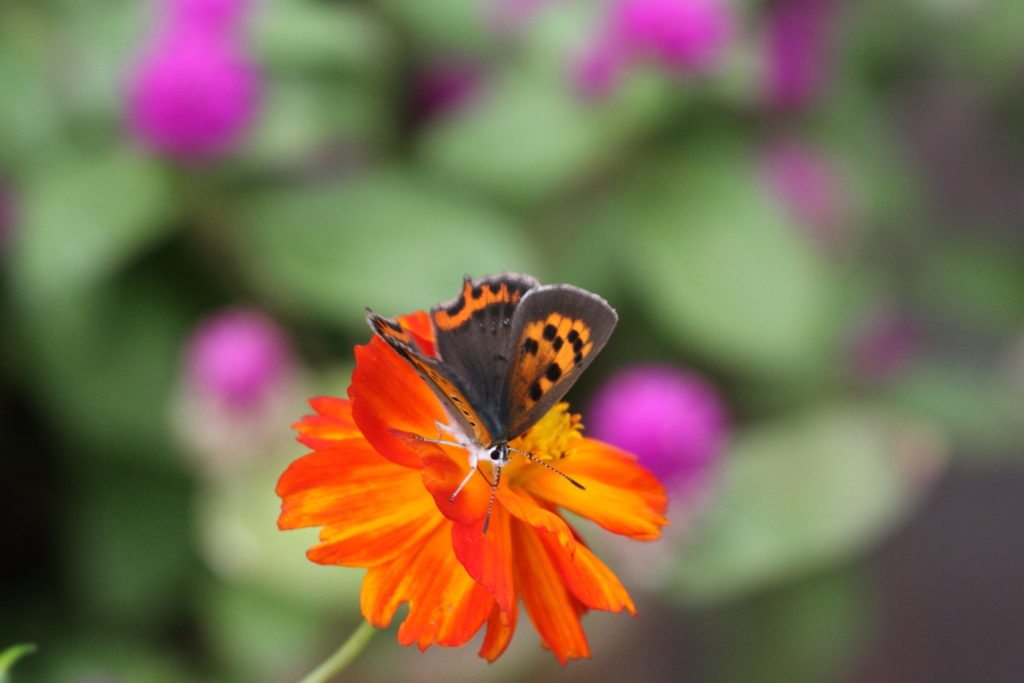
[[451, 503, 516, 614], [361, 523, 493, 650], [308, 396, 354, 420], [526, 438, 668, 540], [349, 336, 448, 469], [276, 440, 438, 567], [396, 311, 437, 356], [512, 517, 590, 665], [535, 528, 635, 614], [419, 446, 489, 526], [479, 601, 519, 662], [292, 397, 361, 449], [497, 486, 576, 553]]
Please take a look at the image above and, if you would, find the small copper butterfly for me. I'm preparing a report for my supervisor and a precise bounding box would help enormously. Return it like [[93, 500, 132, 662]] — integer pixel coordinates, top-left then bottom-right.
[[367, 272, 618, 531]]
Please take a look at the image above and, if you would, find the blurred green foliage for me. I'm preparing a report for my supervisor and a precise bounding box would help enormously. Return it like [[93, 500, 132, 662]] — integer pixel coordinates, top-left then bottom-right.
[[1, 0, 1022, 681]]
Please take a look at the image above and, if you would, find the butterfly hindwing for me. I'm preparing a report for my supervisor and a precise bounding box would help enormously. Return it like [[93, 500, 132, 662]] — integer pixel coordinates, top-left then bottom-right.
[[500, 284, 618, 440], [428, 272, 540, 440], [367, 311, 494, 447]]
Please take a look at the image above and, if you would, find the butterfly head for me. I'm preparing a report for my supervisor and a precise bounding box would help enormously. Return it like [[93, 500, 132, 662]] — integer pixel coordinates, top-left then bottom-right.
[[487, 442, 510, 466]]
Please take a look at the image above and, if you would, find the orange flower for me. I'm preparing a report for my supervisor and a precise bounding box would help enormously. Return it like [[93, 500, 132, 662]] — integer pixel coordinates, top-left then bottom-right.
[[276, 312, 668, 664]]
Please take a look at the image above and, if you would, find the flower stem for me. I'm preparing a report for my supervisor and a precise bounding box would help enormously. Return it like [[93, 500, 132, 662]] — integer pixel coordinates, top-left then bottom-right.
[[298, 620, 377, 683]]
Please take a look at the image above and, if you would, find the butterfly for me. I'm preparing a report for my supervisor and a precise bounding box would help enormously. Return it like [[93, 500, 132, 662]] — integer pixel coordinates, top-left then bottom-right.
[[366, 272, 618, 532]]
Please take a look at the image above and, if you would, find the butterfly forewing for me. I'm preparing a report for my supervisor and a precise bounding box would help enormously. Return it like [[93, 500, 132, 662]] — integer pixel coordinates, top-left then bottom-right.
[[428, 273, 540, 440], [500, 284, 618, 440], [366, 311, 494, 447]]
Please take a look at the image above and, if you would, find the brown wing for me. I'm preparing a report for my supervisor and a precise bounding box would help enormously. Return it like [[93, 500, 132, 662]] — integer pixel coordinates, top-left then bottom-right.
[[428, 272, 540, 441], [367, 311, 494, 447], [500, 284, 618, 441]]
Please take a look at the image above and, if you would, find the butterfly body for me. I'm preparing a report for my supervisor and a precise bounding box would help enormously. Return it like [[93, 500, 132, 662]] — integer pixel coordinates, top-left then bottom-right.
[[367, 272, 617, 519]]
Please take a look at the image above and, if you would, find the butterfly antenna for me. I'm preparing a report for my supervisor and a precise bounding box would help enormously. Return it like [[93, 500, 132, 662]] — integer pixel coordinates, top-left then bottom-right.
[[482, 466, 501, 535], [508, 447, 585, 490]]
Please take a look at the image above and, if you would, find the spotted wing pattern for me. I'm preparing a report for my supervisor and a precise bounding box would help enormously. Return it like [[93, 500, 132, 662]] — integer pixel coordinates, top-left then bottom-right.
[[500, 284, 618, 441], [367, 311, 493, 447], [428, 273, 539, 441]]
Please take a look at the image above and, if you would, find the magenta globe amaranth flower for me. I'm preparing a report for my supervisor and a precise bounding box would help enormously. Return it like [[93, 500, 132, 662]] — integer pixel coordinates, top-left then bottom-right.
[[848, 308, 920, 385], [763, 0, 837, 110], [762, 138, 848, 250], [574, 0, 735, 98], [170, 0, 250, 32], [177, 308, 300, 475], [409, 58, 485, 126], [185, 308, 292, 409], [588, 364, 727, 487], [127, 2, 261, 160]]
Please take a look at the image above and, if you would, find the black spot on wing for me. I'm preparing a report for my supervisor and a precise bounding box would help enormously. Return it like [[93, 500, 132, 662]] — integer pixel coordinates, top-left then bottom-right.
[[523, 338, 539, 355], [529, 381, 543, 402], [542, 324, 557, 341], [552, 336, 564, 351], [545, 364, 562, 381], [446, 297, 466, 317]]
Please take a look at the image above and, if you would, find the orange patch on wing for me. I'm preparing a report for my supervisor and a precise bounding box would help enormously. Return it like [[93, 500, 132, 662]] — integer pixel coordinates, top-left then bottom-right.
[[515, 314, 594, 408], [431, 279, 525, 331]]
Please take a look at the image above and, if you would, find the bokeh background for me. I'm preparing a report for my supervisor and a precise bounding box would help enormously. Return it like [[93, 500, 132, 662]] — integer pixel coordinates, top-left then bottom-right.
[[1, 0, 1022, 681]]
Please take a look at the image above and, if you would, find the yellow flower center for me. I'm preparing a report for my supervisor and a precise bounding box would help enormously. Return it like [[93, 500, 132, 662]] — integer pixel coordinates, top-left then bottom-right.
[[505, 402, 583, 483]]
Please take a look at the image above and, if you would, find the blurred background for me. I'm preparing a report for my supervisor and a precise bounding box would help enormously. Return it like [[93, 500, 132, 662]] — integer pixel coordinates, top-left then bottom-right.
[[1, 0, 1022, 681]]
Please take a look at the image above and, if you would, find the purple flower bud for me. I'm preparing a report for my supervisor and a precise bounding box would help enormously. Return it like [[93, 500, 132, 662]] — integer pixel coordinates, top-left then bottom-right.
[[410, 58, 485, 127], [612, 0, 734, 74], [762, 139, 848, 250], [763, 0, 837, 110], [168, 0, 249, 33], [848, 308, 920, 384], [126, 23, 261, 160], [573, 38, 627, 100], [487, 0, 560, 40], [588, 364, 728, 487], [185, 309, 292, 410], [574, 0, 734, 98]]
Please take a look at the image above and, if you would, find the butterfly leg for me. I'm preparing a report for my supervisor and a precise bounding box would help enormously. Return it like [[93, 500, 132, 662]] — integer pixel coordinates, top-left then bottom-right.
[[449, 464, 478, 503]]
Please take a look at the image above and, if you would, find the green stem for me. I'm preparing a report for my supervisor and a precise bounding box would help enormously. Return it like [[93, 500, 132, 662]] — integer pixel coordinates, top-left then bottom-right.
[[298, 620, 377, 683]]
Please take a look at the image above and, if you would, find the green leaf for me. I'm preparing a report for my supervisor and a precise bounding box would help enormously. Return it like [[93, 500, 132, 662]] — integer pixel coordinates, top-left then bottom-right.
[[235, 169, 542, 327], [918, 240, 1024, 333], [11, 146, 172, 303], [193, 447, 363, 610], [374, 0, 491, 51], [252, 1, 392, 73], [708, 568, 870, 683], [242, 77, 392, 167], [673, 406, 944, 605], [881, 359, 1024, 456], [12, 269, 198, 463], [66, 466, 193, 627], [0, 644, 36, 680], [420, 67, 671, 206], [617, 138, 836, 380]]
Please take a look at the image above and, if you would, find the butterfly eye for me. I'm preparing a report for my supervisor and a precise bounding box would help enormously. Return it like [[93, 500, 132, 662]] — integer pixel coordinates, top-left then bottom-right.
[[489, 447, 505, 461]]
